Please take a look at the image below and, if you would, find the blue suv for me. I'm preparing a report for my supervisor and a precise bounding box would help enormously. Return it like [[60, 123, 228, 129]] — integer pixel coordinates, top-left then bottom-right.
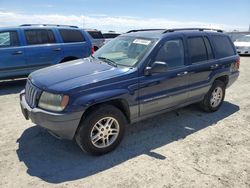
[[20, 28, 240, 155], [0, 24, 92, 80]]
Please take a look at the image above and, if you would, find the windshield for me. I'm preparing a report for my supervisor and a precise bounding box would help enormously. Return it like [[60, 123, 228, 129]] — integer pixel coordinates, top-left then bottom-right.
[[93, 36, 155, 67], [236, 35, 250, 42]]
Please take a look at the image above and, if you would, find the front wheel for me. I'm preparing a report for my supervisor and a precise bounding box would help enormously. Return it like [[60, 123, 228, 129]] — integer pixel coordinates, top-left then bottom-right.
[[200, 80, 225, 112], [75, 105, 126, 155]]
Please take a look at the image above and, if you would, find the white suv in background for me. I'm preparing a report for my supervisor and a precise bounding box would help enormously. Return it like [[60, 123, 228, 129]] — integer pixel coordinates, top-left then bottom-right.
[[234, 35, 250, 55]]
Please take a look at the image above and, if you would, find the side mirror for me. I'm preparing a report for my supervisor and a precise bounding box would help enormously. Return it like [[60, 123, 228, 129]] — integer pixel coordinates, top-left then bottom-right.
[[144, 61, 168, 75]]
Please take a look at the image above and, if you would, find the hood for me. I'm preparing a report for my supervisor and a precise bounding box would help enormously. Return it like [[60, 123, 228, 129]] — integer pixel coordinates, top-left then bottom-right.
[[234, 41, 250, 47], [30, 58, 130, 92]]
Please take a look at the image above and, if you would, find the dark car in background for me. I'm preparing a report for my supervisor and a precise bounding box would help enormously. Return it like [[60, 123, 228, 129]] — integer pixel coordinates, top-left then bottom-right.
[[20, 28, 239, 155], [86, 29, 105, 51], [0, 24, 92, 80]]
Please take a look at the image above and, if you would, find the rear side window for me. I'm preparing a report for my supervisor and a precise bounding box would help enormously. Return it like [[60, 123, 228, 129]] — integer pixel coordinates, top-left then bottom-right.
[[87, 31, 104, 39], [211, 35, 235, 58], [59, 29, 85, 43], [0, 31, 19, 47], [25, 29, 55, 45], [188, 37, 207, 63]]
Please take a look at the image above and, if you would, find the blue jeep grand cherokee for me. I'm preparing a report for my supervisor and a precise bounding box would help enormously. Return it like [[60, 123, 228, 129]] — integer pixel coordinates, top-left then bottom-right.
[[0, 24, 92, 80], [20, 28, 240, 155]]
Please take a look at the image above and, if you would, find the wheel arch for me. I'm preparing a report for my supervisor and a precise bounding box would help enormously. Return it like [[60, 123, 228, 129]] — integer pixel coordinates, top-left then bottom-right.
[[214, 75, 229, 86], [80, 99, 131, 123], [60, 56, 79, 63]]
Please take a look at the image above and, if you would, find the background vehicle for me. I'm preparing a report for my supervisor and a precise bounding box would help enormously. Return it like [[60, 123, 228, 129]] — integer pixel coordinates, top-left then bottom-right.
[[0, 24, 92, 80], [234, 35, 250, 55], [20, 28, 239, 155], [86, 29, 105, 51], [226, 31, 250, 42], [103, 32, 120, 44]]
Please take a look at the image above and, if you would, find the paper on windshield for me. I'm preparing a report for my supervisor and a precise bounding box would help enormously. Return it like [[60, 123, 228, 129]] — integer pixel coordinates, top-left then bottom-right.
[[133, 39, 151, 45]]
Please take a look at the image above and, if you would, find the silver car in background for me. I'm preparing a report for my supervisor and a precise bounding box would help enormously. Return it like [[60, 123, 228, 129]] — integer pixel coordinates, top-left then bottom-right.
[[86, 29, 105, 51]]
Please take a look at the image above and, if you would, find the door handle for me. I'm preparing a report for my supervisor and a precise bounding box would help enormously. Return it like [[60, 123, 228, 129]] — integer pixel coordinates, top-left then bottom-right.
[[53, 48, 61, 51], [177, 71, 188, 76], [12, 51, 23, 55], [210, 64, 219, 69]]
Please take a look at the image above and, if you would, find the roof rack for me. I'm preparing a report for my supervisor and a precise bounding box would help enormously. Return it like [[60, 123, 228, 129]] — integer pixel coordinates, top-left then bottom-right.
[[127, 29, 165, 33], [163, 28, 223, 33], [20, 24, 78, 28]]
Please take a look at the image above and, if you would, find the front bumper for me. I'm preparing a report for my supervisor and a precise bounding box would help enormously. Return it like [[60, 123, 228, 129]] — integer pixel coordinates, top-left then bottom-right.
[[20, 91, 83, 140]]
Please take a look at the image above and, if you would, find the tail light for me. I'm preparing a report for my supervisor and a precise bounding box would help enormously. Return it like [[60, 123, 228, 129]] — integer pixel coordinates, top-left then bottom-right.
[[91, 47, 95, 54], [230, 57, 240, 72], [236, 57, 240, 70]]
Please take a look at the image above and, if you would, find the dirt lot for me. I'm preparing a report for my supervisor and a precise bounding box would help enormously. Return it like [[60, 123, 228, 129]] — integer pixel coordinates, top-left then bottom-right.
[[0, 57, 249, 188]]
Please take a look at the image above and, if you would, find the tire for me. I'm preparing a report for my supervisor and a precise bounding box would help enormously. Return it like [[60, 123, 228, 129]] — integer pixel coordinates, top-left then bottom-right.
[[200, 80, 225, 112], [75, 105, 126, 155]]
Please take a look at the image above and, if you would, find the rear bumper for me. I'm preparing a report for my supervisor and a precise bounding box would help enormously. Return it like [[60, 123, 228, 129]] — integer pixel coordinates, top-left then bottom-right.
[[20, 91, 83, 140], [227, 71, 239, 88]]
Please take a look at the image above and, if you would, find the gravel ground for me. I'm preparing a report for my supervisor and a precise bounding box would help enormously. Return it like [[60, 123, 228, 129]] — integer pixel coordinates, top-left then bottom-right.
[[0, 57, 249, 188]]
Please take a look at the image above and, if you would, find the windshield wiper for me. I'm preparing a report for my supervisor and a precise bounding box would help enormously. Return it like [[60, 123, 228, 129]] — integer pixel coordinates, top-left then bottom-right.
[[97, 57, 117, 67]]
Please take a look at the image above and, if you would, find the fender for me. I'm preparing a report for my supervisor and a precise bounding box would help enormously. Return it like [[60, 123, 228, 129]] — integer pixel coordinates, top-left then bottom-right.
[[71, 88, 138, 113]]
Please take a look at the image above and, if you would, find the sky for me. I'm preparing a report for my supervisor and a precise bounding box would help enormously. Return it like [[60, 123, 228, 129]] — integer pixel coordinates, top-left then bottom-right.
[[0, 0, 249, 32]]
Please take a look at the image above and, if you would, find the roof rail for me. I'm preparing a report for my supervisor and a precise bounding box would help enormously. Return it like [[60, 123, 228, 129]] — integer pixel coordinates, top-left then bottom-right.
[[163, 28, 223, 33], [127, 29, 165, 33], [20, 24, 78, 28]]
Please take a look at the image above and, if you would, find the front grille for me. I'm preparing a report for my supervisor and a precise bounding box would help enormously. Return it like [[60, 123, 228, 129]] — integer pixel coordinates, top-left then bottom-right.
[[25, 80, 41, 108]]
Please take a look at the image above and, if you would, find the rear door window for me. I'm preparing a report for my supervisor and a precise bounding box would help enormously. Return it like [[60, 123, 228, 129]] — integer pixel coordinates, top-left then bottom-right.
[[187, 37, 207, 63], [25, 29, 55, 45], [0, 31, 20, 47], [87, 31, 104, 39], [59, 29, 85, 43], [211, 35, 235, 58]]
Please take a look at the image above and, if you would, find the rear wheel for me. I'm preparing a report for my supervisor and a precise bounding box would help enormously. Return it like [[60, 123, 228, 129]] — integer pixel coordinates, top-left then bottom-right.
[[75, 105, 126, 155], [200, 80, 225, 112]]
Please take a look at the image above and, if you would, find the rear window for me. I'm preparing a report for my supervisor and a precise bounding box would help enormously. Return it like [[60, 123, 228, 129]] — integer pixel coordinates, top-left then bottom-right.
[[188, 37, 207, 63], [0, 31, 19, 47], [211, 35, 235, 58], [59, 29, 85, 43], [103, 33, 120, 39], [25, 29, 55, 45], [87, 31, 104, 39]]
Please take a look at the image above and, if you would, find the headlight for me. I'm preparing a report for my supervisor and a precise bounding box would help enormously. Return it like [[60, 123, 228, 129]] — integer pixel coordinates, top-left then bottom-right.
[[38, 91, 69, 112]]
